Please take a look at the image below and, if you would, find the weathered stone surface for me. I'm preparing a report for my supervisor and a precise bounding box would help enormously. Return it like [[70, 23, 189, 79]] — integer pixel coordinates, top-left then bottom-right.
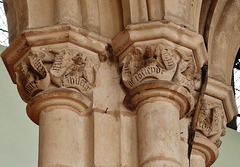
[[15, 46, 98, 102], [1, 1, 240, 167], [196, 97, 227, 148], [121, 43, 196, 92]]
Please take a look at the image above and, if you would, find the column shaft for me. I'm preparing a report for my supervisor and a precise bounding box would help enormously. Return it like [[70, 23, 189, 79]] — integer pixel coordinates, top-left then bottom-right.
[[38, 107, 93, 167], [137, 100, 182, 167], [190, 154, 206, 167]]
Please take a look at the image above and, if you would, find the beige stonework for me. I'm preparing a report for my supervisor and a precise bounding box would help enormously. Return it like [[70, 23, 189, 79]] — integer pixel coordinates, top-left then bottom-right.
[[1, 0, 240, 167]]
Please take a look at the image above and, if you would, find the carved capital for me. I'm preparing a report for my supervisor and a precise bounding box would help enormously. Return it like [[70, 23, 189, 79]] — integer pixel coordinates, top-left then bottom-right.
[[114, 22, 208, 119], [195, 96, 227, 148], [121, 43, 197, 92], [114, 22, 208, 96], [195, 77, 237, 123], [113, 22, 208, 72], [15, 47, 98, 102]]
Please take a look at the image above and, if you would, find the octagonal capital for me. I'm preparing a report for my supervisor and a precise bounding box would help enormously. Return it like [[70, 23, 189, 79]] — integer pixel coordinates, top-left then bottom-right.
[[113, 21, 208, 72], [1, 24, 111, 84]]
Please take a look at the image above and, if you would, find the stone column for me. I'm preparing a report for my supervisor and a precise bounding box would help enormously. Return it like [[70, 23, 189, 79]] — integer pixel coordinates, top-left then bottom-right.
[[3, 39, 103, 166], [111, 21, 237, 167], [190, 96, 227, 167], [117, 38, 200, 166], [124, 82, 194, 167], [191, 137, 218, 167], [175, 78, 236, 167], [113, 22, 213, 167], [18, 48, 97, 167], [27, 89, 93, 167]]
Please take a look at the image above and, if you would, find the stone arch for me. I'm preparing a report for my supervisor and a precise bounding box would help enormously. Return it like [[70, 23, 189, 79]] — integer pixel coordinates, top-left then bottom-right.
[[3, 0, 28, 43], [206, 0, 240, 85], [198, 0, 216, 36]]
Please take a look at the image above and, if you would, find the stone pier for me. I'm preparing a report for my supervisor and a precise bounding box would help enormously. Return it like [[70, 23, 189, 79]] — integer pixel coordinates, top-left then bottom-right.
[[1, 0, 239, 166]]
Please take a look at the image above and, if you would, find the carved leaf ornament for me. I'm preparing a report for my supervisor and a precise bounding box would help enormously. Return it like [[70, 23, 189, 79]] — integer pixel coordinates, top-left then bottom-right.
[[16, 48, 96, 102]]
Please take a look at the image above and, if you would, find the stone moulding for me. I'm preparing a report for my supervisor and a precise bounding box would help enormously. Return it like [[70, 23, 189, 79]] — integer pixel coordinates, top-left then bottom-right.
[[193, 137, 219, 167], [123, 80, 195, 118], [113, 21, 208, 72], [1, 24, 111, 84], [27, 88, 92, 125]]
